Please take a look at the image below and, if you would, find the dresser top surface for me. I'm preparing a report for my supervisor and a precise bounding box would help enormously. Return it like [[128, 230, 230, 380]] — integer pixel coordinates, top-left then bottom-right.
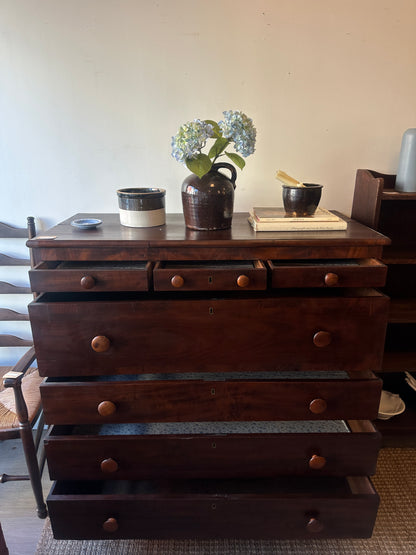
[[28, 213, 390, 251]]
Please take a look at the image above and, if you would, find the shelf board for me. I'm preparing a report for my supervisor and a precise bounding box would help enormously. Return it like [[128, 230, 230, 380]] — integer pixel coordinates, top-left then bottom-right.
[[388, 298, 416, 323], [382, 189, 416, 200], [382, 351, 416, 372], [382, 247, 416, 264], [375, 371, 416, 446]]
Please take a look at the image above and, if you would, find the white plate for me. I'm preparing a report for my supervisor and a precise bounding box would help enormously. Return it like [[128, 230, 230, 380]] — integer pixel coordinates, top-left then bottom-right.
[[71, 218, 102, 230], [378, 390, 406, 420]]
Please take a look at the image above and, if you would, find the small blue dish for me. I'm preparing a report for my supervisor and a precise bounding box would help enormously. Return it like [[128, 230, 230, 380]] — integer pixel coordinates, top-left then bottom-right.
[[71, 218, 103, 230]]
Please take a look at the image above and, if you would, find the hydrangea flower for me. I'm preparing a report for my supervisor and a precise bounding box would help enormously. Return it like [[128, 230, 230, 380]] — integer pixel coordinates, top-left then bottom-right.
[[171, 119, 214, 164], [171, 111, 256, 178], [219, 110, 257, 157]]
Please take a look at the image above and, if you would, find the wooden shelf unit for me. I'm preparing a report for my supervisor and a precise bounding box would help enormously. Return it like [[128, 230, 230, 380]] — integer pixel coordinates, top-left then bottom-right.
[[352, 169, 416, 445]]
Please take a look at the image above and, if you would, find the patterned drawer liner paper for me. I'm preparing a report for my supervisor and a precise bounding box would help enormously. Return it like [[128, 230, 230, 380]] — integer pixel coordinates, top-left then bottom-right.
[[71, 420, 351, 435]]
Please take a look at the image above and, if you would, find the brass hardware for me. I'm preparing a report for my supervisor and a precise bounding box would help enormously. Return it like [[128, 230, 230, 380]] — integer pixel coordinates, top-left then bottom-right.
[[209, 307, 214, 315]]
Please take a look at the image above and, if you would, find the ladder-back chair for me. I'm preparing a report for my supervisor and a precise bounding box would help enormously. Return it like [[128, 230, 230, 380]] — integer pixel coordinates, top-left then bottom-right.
[[0, 217, 47, 518]]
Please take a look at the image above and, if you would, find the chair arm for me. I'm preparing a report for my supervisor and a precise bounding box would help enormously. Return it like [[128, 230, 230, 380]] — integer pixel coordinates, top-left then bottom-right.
[[3, 347, 36, 388]]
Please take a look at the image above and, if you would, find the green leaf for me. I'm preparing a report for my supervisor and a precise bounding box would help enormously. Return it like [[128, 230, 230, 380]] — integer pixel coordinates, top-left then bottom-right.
[[205, 120, 222, 138], [208, 137, 229, 159], [186, 154, 212, 178], [225, 152, 245, 170]]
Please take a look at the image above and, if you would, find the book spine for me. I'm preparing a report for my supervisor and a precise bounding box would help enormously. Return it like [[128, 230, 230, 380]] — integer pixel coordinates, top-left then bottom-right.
[[248, 217, 347, 231], [250, 209, 338, 223]]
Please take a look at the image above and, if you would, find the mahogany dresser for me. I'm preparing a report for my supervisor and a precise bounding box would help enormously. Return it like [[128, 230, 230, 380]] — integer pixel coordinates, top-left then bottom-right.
[[27, 212, 390, 540]]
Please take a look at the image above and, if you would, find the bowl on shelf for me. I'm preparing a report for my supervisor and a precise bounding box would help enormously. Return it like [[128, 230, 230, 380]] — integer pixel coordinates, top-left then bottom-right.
[[377, 390, 406, 420]]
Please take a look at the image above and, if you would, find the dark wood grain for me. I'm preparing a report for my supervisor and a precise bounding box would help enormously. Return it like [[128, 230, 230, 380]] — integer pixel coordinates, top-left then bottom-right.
[[47, 476, 379, 540], [30, 293, 389, 376], [39, 374, 382, 424], [45, 420, 381, 480], [351, 168, 416, 442], [28, 211, 390, 540]]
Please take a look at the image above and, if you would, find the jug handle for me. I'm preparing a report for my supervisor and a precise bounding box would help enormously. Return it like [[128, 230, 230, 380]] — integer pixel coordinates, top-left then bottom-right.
[[212, 162, 237, 189]]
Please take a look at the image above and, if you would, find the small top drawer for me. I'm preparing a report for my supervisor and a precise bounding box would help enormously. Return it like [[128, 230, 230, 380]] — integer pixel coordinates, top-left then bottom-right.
[[267, 258, 387, 289], [29, 261, 152, 292], [153, 260, 267, 291]]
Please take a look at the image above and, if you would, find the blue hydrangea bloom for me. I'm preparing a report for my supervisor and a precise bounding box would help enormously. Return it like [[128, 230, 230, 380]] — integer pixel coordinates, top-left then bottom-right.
[[171, 119, 214, 164], [219, 110, 256, 157]]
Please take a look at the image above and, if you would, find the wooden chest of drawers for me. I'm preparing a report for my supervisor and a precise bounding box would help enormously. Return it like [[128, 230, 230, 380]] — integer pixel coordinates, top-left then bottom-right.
[[28, 212, 390, 540]]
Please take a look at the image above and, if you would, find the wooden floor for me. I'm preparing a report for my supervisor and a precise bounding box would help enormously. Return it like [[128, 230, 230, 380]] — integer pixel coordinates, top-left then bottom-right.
[[0, 436, 52, 555]]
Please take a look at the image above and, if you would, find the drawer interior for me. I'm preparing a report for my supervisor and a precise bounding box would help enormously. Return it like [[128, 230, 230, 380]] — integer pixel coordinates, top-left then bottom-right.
[[44, 369, 368, 383], [35, 261, 150, 271], [156, 260, 260, 270], [50, 475, 374, 497], [51, 419, 352, 437]]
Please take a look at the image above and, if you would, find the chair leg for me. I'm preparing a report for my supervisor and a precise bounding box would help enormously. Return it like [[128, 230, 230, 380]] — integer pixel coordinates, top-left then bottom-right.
[[19, 421, 48, 518]]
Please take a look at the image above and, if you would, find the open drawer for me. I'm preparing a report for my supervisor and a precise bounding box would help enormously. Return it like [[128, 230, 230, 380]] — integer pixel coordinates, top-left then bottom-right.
[[29, 290, 389, 375], [153, 260, 267, 291], [29, 261, 153, 292], [47, 476, 379, 539], [45, 419, 381, 480], [40, 371, 382, 424], [267, 258, 387, 288]]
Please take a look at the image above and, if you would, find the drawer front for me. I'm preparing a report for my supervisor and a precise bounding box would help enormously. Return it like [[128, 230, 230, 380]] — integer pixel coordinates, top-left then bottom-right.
[[29, 261, 152, 292], [47, 476, 379, 539], [268, 258, 387, 288], [40, 376, 382, 423], [45, 420, 380, 480], [153, 260, 267, 291], [30, 293, 389, 376]]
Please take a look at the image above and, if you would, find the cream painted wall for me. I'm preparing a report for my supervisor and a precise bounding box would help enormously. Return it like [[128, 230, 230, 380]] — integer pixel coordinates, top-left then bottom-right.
[[1, 0, 416, 229]]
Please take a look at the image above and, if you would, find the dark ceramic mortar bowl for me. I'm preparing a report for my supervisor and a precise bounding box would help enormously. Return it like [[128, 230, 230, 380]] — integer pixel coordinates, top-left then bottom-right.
[[282, 184, 323, 217]]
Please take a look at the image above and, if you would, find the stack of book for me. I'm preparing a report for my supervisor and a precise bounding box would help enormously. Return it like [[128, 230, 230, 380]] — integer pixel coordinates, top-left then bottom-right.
[[248, 207, 348, 231]]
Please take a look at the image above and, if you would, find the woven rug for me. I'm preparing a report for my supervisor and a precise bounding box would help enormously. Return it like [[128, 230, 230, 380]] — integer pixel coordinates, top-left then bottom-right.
[[36, 448, 416, 554]]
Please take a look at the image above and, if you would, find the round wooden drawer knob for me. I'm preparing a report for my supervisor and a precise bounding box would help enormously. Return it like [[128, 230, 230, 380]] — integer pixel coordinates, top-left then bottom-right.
[[306, 517, 324, 534], [100, 457, 119, 473], [324, 272, 339, 287], [102, 517, 118, 533], [80, 275, 96, 289], [97, 400, 117, 417], [309, 398, 328, 415], [236, 274, 250, 288], [91, 335, 111, 353], [308, 454, 327, 470], [171, 274, 184, 288], [313, 330, 332, 348]]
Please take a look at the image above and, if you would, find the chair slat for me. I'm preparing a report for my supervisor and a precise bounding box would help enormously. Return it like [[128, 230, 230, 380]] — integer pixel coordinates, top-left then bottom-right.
[[0, 335, 33, 347], [0, 282, 32, 294], [0, 253, 30, 266], [0, 222, 28, 239], [0, 308, 29, 321]]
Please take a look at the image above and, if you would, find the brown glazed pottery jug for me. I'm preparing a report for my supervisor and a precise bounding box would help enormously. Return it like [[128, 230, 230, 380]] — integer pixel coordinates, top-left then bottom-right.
[[181, 162, 237, 230]]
